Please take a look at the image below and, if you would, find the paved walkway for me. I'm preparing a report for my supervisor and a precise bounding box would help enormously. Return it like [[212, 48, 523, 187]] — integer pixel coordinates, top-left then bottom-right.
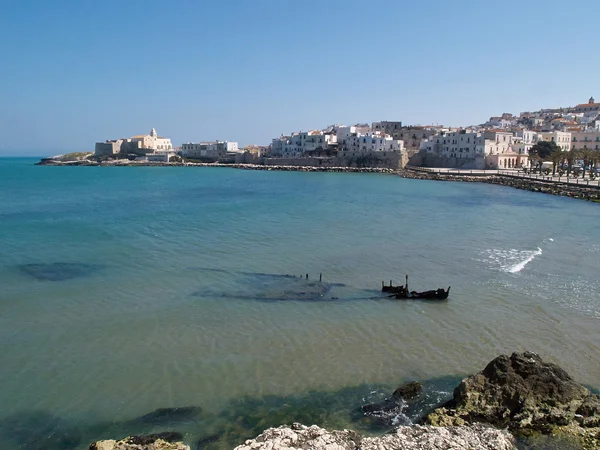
[[406, 166, 600, 188]]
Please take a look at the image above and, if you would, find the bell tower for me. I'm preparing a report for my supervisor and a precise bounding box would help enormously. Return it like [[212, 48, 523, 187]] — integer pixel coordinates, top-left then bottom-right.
[[589, 96, 595, 104], [150, 128, 157, 137]]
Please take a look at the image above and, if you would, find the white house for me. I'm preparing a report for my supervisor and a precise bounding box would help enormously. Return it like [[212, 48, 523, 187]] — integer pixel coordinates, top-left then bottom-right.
[[339, 131, 403, 154]]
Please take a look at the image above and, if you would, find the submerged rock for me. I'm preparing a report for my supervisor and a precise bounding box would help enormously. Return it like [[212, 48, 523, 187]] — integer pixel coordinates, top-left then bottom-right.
[[89, 434, 189, 450], [393, 381, 422, 400], [423, 351, 600, 447], [360, 381, 433, 429], [233, 422, 515, 450], [130, 407, 203, 426], [0, 411, 81, 450], [19, 262, 100, 281]]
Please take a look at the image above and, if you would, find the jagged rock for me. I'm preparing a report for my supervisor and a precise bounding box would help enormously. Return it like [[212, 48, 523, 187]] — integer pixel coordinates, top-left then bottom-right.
[[360, 382, 424, 429], [89, 434, 189, 450], [233, 422, 516, 449], [423, 351, 600, 447], [393, 381, 422, 400]]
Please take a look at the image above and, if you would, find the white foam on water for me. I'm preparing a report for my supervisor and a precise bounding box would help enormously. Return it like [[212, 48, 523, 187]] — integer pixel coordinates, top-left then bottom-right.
[[549, 238, 554, 242], [507, 247, 542, 273], [478, 247, 544, 273]]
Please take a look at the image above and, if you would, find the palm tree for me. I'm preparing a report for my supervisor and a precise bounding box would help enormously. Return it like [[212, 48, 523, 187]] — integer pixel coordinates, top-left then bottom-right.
[[550, 148, 564, 175], [565, 148, 579, 176], [579, 147, 594, 178]]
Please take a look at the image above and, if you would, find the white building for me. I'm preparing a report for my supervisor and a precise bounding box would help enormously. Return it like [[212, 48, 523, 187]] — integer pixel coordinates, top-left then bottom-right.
[[94, 128, 172, 156], [270, 130, 337, 157], [339, 131, 403, 154], [537, 131, 571, 151], [129, 128, 173, 151], [145, 151, 176, 162], [422, 130, 482, 158], [181, 141, 238, 159]]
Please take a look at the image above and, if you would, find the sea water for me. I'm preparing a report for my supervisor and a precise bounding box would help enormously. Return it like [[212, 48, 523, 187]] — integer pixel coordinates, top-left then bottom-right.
[[0, 157, 599, 448]]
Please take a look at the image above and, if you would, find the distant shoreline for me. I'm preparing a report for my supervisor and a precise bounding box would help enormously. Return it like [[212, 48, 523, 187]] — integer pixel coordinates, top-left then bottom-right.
[[34, 158, 397, 173], [34, 158, 600, 202]]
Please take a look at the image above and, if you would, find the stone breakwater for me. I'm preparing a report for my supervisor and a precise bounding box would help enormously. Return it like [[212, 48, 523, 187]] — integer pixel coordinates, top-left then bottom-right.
[[398, 169, 600, 202], [36, 159, 396, 173], [37, 158, 600, 200]]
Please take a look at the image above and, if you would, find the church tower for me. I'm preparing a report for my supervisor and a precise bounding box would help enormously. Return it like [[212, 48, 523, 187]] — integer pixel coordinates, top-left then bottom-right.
[[589, 96, 595, 104], [150, 128, 157, 137]]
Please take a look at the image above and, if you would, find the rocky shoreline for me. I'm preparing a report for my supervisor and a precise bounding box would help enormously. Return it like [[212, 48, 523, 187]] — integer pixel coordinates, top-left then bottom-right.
[[37, 158, 600, 201], [35, 158, 396, 173], [88, 352, 600, 450], [398, 169, 600, 202]]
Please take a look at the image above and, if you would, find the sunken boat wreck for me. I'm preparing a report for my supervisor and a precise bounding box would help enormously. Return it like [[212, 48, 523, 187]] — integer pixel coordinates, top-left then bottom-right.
[[382, 275, 450, 300]]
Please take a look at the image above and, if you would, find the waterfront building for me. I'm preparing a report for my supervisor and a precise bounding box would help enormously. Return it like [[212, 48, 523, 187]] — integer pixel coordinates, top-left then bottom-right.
[[270, 130, 338, 158], [537, 131, 571, 152], [144, 151, 176, 162], [338, 131, 403, 154], [423, 130, 481, 158], [94, 128, 173, 157], [571, 131, 600, 151], [391, 126, 440, 151], [181, 141, 239, 159], [129, 128, 173, 151], [94, 139, 123, 156]]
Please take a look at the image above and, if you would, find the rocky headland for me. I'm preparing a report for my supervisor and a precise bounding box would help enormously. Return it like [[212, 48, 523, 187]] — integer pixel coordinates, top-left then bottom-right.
[[87, 352, 600, 450], [423, 351, 600, 447]]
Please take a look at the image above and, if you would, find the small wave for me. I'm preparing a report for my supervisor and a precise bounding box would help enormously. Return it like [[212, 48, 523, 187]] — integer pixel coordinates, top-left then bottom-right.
[[478, 248, 543, 273], [507, 248, 542, 273]]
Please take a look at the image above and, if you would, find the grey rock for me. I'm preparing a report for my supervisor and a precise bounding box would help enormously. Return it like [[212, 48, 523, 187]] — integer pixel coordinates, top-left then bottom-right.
[[423, 351, 600, 447], [89, 434, 189, 450], [234, 422, 515, 450]]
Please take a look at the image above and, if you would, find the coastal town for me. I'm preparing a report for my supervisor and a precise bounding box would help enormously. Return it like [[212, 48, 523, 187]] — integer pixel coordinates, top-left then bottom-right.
[[38, 96, 600, 201], [46, 96, 599, 175]]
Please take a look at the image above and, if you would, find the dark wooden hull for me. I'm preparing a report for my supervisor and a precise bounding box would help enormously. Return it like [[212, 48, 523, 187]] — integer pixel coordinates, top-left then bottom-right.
[[381, 280, 450, 300], [395, 286, 450, 300]]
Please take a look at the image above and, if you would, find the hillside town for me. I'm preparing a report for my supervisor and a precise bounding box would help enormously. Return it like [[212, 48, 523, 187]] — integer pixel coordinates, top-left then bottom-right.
[[88, 97, 600, 174]]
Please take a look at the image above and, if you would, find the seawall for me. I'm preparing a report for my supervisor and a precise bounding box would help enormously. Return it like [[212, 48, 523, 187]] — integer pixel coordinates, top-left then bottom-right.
[[398, 168, 600, 202]]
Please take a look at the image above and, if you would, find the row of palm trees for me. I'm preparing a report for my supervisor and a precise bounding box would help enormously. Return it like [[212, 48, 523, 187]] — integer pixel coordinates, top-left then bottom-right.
[[529, 142, 600, 178]]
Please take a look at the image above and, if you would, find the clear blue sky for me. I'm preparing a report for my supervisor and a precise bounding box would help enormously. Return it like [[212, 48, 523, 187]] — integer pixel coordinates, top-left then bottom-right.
[[1, 0, 598, 155]]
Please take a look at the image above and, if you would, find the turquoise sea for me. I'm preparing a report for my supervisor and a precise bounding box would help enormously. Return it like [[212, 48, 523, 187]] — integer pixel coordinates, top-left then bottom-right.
[[1, 157, 599, 449]]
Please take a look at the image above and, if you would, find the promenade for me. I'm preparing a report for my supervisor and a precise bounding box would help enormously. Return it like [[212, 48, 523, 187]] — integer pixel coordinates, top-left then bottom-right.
[[406, 166, 600, 189]]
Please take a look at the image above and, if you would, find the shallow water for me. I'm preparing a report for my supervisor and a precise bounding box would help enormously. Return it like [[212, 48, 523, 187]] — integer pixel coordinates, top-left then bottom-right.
[[0, 158, 599, 448]]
